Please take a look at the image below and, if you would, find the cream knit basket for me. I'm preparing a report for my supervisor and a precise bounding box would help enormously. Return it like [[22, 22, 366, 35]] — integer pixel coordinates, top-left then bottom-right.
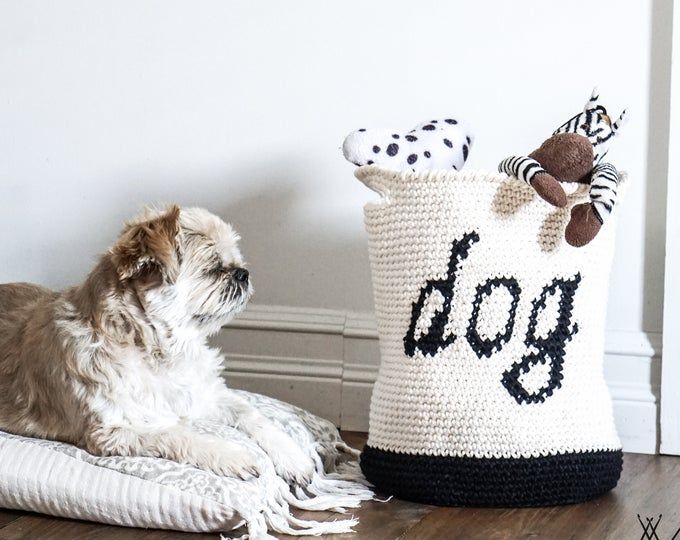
[[356, 165, 624, 507]]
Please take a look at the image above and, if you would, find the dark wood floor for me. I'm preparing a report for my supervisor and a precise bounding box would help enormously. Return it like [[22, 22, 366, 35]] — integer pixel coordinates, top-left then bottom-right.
[[0, 432, 679, 539]]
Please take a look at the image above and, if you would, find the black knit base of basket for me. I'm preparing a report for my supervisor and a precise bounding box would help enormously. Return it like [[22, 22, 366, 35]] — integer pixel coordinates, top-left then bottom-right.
[[360, 445, 623, 507]]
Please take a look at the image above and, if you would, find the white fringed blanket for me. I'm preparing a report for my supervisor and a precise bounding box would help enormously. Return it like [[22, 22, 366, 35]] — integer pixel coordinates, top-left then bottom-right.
[[0, 390, 373, 539]]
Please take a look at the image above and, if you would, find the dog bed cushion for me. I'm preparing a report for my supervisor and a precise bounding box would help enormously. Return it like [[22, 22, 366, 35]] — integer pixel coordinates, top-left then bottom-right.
[[0, 390, 373, 539]]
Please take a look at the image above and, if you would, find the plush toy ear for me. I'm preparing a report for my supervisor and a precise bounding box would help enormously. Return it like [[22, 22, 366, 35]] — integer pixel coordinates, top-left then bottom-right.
[[111, 205, 181, 281], [611, 109, 628, 135], [584, 87, 600, 112]]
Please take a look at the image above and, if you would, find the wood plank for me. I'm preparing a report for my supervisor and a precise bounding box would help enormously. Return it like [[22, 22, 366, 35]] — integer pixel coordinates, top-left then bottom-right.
[[0, 510, 25, 530], [398, 453, 680, 540], [323, 498, 433, 540], [278, 496, 432, 540], [0, 514, 131, 540], [339, 431, 368, 450]]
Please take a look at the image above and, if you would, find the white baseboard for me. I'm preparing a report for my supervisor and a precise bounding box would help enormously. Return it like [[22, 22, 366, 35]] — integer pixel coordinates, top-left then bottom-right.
[[212, 304, 662, 454]]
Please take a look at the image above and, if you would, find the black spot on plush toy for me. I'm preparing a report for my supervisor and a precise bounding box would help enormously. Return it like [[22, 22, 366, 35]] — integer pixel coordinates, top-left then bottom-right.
[[343, 118, 473, 172], [499, 89, 627, 247]]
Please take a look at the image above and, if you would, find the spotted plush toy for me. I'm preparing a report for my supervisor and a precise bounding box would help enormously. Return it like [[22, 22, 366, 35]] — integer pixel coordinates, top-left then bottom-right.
[[499, 89, 627, 247], [343, 118, 473, 172]]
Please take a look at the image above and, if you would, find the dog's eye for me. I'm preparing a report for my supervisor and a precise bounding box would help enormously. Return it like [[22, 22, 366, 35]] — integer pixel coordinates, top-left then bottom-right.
[[208, 260, 224, 275]]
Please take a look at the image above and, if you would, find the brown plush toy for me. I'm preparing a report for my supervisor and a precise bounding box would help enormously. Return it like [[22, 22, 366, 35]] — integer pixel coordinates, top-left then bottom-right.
[[499, 89, 627, 247]]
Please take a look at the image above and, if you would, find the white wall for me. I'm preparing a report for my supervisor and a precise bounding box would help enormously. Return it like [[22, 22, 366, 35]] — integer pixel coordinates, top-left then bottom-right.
[[0, 0, 665, 336]]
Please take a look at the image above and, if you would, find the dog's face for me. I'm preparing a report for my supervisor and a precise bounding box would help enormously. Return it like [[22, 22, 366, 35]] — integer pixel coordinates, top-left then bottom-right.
[[110, 205, 252, 335]]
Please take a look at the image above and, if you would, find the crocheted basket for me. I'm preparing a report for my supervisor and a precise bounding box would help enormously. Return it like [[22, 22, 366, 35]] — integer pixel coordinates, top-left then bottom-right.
[[356, 166, 624, 507]]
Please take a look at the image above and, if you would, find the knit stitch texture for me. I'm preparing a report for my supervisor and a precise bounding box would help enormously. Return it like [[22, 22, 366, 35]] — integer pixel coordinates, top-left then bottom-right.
[[356, 166, 624, 506]]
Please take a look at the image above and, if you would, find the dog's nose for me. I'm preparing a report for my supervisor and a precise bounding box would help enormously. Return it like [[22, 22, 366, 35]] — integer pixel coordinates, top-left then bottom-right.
[[233, 268, 249, 283]]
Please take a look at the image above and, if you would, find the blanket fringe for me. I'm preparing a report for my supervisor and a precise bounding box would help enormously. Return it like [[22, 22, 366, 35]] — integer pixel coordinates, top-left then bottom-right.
[[238, 446, 374, 539], [335, 441, 361, 459]]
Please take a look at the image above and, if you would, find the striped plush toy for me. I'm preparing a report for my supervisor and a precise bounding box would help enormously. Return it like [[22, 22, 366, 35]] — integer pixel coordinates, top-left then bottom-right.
[[499, 89, 627, 247]]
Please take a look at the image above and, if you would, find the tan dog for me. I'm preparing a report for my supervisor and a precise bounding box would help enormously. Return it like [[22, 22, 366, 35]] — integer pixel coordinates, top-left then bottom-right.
[[0, 205, 314, 483]]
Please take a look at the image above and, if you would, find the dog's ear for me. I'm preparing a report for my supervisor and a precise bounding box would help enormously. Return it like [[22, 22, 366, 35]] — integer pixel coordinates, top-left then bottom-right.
[[111, 205, 181, 281]]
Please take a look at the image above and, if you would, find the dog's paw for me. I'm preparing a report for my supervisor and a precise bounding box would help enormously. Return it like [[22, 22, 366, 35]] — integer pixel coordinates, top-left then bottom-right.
[[191, 438, 262, 480], [258, 429, 316, 485]]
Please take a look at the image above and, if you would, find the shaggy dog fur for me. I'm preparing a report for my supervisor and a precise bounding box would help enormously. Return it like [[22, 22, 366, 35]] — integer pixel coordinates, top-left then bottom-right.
[[0, 205, 314, 482]]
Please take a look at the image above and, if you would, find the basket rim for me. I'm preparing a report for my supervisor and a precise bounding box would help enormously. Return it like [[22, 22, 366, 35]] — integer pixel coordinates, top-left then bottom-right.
[[354, 164, 628, 202], [356, 164, 511, 186]]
